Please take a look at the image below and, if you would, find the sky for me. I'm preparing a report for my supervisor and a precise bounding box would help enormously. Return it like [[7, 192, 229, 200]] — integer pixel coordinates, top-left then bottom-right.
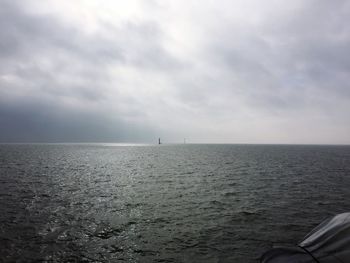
[[0, 0, 349, 144]]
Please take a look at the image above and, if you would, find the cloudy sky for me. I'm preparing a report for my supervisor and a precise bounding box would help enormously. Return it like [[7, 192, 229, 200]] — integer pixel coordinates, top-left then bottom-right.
[[0, 0, 349, 144]]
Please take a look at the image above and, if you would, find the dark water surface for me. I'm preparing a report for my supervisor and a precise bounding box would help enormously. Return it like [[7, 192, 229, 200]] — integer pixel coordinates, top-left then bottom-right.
[[1, 144, 350, 262]]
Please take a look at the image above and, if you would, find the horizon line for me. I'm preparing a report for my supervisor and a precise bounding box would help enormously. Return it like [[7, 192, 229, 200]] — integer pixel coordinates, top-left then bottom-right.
[[0, 142, 349, 146]]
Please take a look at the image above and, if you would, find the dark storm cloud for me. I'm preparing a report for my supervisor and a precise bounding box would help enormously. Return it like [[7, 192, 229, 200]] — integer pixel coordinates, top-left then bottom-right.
[[0, 99, 155, 143], [0, 0, 180, 142], [0, 0, 349, 143]]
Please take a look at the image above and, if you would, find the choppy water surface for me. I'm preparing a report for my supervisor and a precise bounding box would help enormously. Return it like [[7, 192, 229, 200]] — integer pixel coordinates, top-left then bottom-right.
[[1, 144, 350, 262]]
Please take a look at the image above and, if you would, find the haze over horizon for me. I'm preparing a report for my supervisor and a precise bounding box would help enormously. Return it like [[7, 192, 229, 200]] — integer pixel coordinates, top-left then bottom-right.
[[1, 0, 350, 144]]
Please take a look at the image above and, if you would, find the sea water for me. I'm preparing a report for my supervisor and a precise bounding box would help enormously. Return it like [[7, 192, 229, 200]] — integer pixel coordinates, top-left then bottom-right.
[[1, 144, 350, 262]]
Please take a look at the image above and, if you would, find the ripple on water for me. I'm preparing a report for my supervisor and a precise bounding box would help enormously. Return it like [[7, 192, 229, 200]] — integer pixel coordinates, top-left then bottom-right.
[[0, 144, 350, 262]]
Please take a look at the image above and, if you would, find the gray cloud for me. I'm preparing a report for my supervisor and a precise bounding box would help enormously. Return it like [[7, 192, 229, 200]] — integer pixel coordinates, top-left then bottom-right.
[[0, 98, 155, 143], [0, 0, 349, 144]]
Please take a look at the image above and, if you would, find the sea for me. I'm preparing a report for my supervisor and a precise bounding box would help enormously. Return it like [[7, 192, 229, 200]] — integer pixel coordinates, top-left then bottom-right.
[[1, 143, 350, 262]]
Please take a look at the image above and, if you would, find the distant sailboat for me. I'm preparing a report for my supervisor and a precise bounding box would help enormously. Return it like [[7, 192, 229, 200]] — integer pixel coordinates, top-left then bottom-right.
[[158, 138, 161, 145]]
